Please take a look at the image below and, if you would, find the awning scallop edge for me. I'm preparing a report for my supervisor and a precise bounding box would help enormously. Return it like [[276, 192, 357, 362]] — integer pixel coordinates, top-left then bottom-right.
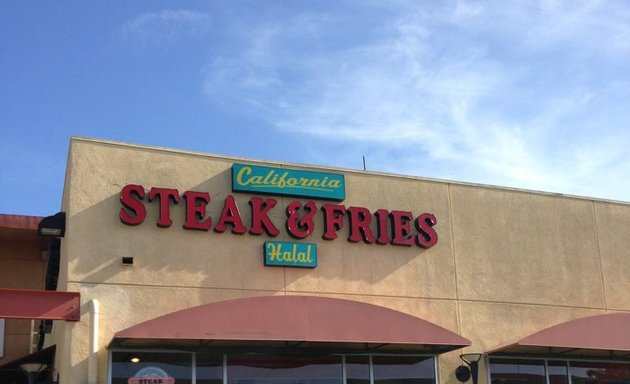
[[486, 312, 630, 358], [111, 295, 470, 353]]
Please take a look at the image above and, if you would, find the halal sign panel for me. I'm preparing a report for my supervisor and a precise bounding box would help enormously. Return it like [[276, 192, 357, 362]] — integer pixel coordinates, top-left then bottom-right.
[[264, 241, 317, 268]]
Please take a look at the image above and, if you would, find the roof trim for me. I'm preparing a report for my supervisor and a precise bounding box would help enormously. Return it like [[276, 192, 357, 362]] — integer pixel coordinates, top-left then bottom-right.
[[486, 313, 630, 357], [72, 137, 630, 205], [111, 295, 470, 352]]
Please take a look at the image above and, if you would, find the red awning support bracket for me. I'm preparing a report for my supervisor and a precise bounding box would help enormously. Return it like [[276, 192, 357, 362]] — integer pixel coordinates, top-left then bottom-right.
[[0, 289, 80, 321]]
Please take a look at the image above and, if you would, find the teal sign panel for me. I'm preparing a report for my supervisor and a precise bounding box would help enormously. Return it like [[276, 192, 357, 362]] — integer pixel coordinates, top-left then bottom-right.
[[232, 163, 345, 201], [264, 241, 317, 268]]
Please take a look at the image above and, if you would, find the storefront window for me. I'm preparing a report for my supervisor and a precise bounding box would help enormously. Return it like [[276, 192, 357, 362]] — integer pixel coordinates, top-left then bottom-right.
[[197, 353, 223, 384], [570, 361, 630, 384], [372, 355, 436, 384], [490, 359, 630, 384], [227, 354, 342, 384], [111, 351, 192, 384], [548, 361, 569, 384], [346, 356, 370, 384], [489, 359, 545, 384], [110, 352, 437, 384]]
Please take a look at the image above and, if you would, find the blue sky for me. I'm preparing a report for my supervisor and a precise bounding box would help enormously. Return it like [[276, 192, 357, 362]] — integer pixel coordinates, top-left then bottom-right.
[[2, 1, 629, 216]]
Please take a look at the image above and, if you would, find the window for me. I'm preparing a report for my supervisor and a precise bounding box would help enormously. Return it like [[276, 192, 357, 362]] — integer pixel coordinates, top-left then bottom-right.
[[570, 361, 630, 384], [227, 354, 342, 384], [490, 358, 630, 384], [489, 358, 545, 384], [547, 361, 568, 384], [345, 356, 370, 384], [196, 353, 222, 384], [373, 356, 436, 384], [111, 351, 192, 384], [111, 351, 437, 384]]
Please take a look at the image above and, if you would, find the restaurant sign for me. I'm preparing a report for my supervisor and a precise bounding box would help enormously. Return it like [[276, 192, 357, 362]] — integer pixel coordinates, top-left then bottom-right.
[[119, 186, 438, 249], [264, 241, 317, 268], [232, 163, 345, 201], [128, 367, 175, 384], [119, 162, 438, 269]]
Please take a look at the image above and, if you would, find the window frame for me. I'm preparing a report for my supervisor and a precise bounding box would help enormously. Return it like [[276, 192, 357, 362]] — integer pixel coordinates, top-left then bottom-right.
[[109, 349, 439, 384], [488, 356, 630, 384]]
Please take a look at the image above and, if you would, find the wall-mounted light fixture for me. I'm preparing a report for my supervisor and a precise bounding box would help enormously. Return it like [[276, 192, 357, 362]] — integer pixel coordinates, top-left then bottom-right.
[[457, 353, 484, 384], [130, 356, 140, 363], [20, 363, 47, 384], [38, 212, 66, 237]]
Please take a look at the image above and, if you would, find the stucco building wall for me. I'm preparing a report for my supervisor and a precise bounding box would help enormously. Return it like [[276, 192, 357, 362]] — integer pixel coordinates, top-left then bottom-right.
[[53, 137, 630, 383]]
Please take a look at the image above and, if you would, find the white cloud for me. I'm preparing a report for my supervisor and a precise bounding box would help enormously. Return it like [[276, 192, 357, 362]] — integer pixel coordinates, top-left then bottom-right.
[[452, 1, 484, 20], [203, 2, 630, 201], [119, 10, 211, 46]]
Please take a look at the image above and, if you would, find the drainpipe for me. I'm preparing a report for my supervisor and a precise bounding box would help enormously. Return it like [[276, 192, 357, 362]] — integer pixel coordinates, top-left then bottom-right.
[[87, 299, 100, 384]]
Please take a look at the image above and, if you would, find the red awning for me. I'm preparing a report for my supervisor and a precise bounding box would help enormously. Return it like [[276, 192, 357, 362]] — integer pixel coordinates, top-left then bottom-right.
[[0, 214, 43, 244], [486, 313, 630, 358], [111, 295, 470, 353], [0, 214, 42, 230], [0, 289, 80, 321]]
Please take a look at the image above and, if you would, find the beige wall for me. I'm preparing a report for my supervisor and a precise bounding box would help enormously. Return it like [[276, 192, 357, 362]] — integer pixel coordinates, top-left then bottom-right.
[[56, 137, 630, 384]]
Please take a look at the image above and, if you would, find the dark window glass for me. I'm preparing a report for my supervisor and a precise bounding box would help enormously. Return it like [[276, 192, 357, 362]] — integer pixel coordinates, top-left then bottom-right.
[[197, 353, 223, 384], [227, 354, 342, 384], [372, 355, 436, 384], [548, 361, 569, 384], [111, 351, 192, 384], [489, 359, 545, 384], [570, 361, 630, 384], [346, 356, 370, 384]]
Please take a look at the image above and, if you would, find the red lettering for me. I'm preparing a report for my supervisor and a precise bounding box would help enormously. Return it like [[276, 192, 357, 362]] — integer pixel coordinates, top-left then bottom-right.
[[286, 201, 317, 239], [119, 184, 146, 225], [415, 213, 438, 248], [214, 195, 246, 234], [120, 184, 438, 250], [390, 210, 414, 246], [183, 191, 211, 231], [249, 197, 279, 236], [321, 204, 346, 240], [148, 187, 180, 228], [347, 206, 375, 244], [374, 209, 389, 245]]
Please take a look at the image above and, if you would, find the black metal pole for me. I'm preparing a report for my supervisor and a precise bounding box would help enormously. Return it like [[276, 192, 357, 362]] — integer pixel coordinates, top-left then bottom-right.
[[471, 361, 479, 384]]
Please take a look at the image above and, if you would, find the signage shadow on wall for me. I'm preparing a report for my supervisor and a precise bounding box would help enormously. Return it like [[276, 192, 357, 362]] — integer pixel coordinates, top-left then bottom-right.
[[71, 165, 438, 301]]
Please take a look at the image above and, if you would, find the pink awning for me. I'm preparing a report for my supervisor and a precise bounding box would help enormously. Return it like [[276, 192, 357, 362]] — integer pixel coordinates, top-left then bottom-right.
[[111, 295, 470, 353], [0, 214, 43, 244], [0, 214, 42, 230], [487, 313, 630, 358], [0, 289, 80, 321]]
